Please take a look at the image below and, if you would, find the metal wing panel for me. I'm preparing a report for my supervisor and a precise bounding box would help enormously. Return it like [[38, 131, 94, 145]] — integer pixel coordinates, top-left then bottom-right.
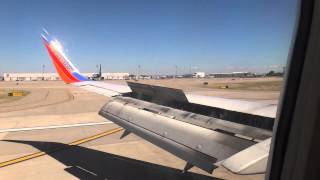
[[222, 138, 271, 174], [99, 96, 257, 173], [186, 94, 277, 118], [102, 111, 218, 173], [72, 81, 131, 97], [73, 81, 276, 120]]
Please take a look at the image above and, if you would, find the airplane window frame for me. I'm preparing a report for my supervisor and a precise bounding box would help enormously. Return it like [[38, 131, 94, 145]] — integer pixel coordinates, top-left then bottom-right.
[[266, 0, 320, 179]]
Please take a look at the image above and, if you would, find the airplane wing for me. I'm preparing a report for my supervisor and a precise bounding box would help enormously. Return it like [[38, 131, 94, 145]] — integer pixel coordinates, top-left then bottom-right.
[[41, 30, 275, 174]]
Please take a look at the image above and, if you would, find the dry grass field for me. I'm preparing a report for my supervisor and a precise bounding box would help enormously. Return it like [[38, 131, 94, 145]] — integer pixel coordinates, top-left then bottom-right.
[[201, 80, 282, 91], [126, 77, 283, 91]]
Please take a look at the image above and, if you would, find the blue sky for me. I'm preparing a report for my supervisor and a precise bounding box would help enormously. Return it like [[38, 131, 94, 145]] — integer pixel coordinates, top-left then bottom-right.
[[0, 0, 299, 75]]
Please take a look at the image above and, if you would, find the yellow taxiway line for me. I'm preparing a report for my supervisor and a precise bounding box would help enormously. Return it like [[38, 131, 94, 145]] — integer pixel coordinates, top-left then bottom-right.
[[0, 127, 123, 168]]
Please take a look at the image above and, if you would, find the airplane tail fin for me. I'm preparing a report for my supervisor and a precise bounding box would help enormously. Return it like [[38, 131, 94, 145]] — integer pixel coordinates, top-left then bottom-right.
[[41, 29, 88, 83]]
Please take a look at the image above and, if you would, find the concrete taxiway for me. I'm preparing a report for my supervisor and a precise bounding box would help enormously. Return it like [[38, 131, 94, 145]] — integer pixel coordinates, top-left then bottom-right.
[[0, 80, 278, 180]]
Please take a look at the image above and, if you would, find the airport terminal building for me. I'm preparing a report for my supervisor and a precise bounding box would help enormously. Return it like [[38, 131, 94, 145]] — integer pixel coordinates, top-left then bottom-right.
[[3, 72, 130, 81], [3, 73, 60, 81]]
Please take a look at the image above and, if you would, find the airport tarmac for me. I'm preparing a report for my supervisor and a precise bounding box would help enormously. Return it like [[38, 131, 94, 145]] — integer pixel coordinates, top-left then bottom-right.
[[0, 80, 279, 180]]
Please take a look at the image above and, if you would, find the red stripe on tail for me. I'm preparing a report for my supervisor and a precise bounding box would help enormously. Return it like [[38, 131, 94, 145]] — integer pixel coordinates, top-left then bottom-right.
[[44, 43, 79, 83]]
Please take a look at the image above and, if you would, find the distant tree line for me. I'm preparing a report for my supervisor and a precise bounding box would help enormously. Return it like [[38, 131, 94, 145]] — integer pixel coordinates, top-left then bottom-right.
[[265, 70, 284, 77]]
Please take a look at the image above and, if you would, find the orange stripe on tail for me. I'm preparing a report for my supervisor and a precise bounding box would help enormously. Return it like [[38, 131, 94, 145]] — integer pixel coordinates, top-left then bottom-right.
[[44, 43, 79, 83]]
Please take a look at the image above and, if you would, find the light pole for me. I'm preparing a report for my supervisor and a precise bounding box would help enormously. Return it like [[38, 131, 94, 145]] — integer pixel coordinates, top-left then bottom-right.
[[175, 65, 178, 78], [42, 64, 45, 80], [137, 65, 141, 80]]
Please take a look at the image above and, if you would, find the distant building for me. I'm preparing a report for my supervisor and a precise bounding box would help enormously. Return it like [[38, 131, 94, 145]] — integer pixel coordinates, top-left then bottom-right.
[[139, 75, 152, 80], [3, 73, 60, 81], [181, 74, 193, 78], [3, 72, 130, 81], [82, 73, 129, 80], [193, 72, 206, 78], [101, 73, 130, 80], [208, 72, 255, 78]]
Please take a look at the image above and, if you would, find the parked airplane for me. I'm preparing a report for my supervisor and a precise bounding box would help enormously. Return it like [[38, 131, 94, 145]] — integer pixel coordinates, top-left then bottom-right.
[[91, 64, 104, 81], [41, 30, 276, 174]]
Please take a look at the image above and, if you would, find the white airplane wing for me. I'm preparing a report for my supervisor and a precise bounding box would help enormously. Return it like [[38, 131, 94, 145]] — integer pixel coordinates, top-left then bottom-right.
[[42, 30, 274, 174], [73, 81, 131, 97]]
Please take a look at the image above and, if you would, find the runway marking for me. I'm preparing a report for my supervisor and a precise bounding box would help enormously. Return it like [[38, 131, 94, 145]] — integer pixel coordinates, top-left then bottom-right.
[[0, 121, 114, 133], [76, 166, 98, 176], [0, 127, 123, 168]]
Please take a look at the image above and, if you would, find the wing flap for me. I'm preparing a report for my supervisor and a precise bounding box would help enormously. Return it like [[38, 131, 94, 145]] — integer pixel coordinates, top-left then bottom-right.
[[99, 96, 258, 173], [222, 138, 271, 174]]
